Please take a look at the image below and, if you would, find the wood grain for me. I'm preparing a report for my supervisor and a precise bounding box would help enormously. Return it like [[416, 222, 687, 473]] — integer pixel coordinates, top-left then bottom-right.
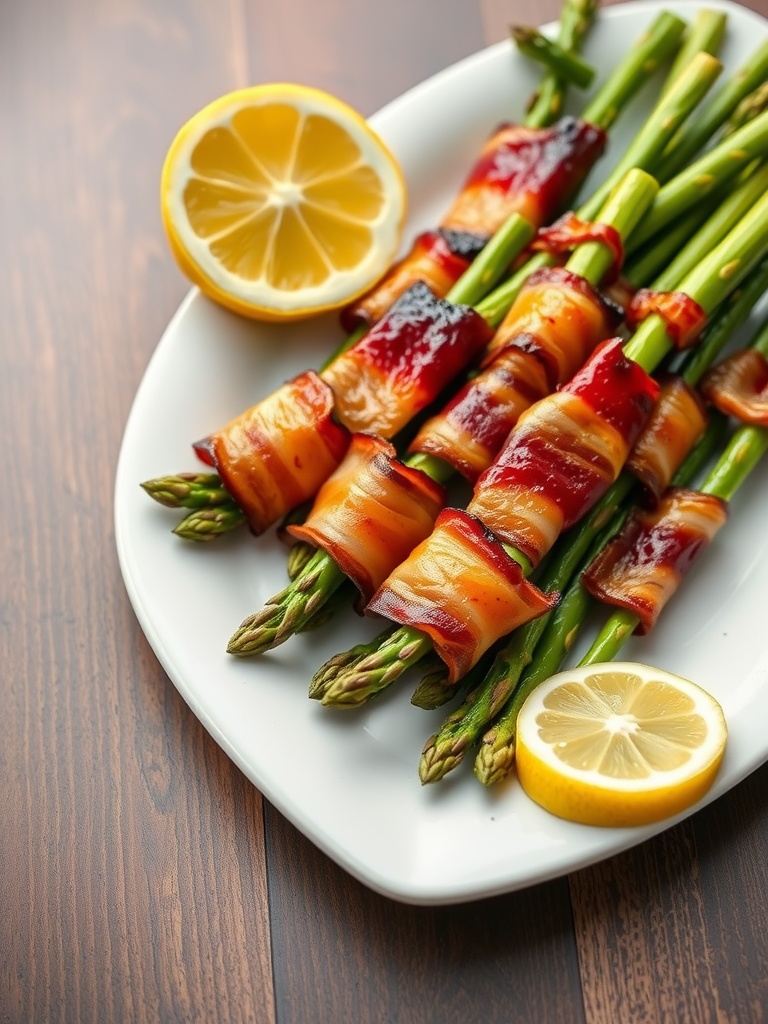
[[3, 0, 768, 1022], [0, 1, 275, 1021], [265, 805, 586, 1024]]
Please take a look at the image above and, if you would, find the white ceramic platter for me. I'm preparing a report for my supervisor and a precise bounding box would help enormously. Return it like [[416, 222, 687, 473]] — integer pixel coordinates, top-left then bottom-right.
[[115, 0, 768, 905]]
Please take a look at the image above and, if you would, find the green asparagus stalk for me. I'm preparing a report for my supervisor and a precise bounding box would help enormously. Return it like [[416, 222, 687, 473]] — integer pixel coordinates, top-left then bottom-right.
[[511, 25, 596, 89], [475, 309, 768, 785], [229, 169, 659, 659], [410, 654, 482, 710], [660, 7, 727, 98], [477, 46, 722, 326], [723, 81, 768, 137], [526, 0, 599, 127], [173, 501, 246, 541], [575, 51, 722, 223], [140, 472, 231, 509], [625, 162, 768, 289], [655, 38, 768, 181], [320, 189, 768, 709], [628, 106, 768, 252]]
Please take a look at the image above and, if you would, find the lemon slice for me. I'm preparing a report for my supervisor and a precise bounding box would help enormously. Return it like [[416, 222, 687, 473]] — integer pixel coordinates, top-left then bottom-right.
[[161, 83, 407, 322], [515, 662, 727, 827]]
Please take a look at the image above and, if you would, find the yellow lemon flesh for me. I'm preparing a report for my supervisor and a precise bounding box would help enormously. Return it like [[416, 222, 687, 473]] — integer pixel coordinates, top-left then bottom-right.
[[515, 662, 727, 828], [161, 84, 407, 322]]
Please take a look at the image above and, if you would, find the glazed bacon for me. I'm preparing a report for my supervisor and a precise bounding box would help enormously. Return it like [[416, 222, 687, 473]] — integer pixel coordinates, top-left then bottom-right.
[[195, 283, 491, 534], [341, 231, 472, 332], [626, 288, 707, 349], [441, 117, 607, 238], [366, 508, 557, 683], [407, 267, 622, 481], [287, 434, 445, 609], [532, 212, 624, 284], [481, 266, 623, 385], [408, 346, 550, 482], [627, 373, 708, 504], [193, 371, 350, 535], [700, 348, 768, 425], [466, 339, 659, 566], [323, 281, 493, 436], [581, 487, 729, 633]]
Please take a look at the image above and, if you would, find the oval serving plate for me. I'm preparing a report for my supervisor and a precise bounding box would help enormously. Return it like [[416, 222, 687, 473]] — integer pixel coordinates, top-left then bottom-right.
[[116, 0, 768, 905]]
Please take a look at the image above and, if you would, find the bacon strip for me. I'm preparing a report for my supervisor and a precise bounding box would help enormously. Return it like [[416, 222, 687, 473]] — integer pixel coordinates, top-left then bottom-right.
[[581, 488, 729, 633], [322, 281, 493, 436], [481, 266, 623, 386], [467, 339, 659, 566], [366, 508, 558, 682], [700, 348, 768, 426], [627, 373, 708, 504], [626, 289, 707, 349], [441, 117, 607, 237], [340, 231, 472, 332], [408, 346, 550, 482], [287, 434, 445, 610], [193, 371, 350, 536], [532, 212, 624, 284]]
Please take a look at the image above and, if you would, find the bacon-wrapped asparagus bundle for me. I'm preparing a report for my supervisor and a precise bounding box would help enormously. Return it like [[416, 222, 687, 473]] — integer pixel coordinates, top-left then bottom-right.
[[314, 187, 768, 708], [142, 12, 691, 540]]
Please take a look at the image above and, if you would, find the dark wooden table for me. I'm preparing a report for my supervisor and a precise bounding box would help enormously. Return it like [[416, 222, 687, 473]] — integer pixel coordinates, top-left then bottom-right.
[[3, 1, 768, 1021]]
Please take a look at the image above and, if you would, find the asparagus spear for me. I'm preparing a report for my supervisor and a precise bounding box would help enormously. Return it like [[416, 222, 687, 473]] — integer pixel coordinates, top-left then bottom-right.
[[173, 501, 246, 541], [628, 107, 768, 253], [511, 25, 596, 90], [230, 168, 659, 659], [144, 9, 687, 535], [319, 188, 768, 709], [655, 38, 768, 181], [523, 0, 598, 127], [723, 81, 768, 137], [474, 307, 768, 786], [624, 162, 768, 290], [659, 7, 727, 98], [140, 472, 230, 509]]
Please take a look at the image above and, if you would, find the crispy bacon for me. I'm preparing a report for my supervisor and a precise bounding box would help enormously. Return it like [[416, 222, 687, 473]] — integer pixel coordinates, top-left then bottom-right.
[[322, 281, 493, 436], [287, 434, 445, 609], [441, 117, 607, 237], [627, 373, 708, 504], [406, 268, 621, 481], [340, 231, 472, 332], [467, 339, 659, 566], [581, 488, 729, 633], [366, 508, 557, 682], [193, 371, 350, 536], [626, 289, 707, 349], [482, 266, 623, 386], [532, 212, 624, 284], [700, 348, 768, 425], [407, 346, 550, 482]]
